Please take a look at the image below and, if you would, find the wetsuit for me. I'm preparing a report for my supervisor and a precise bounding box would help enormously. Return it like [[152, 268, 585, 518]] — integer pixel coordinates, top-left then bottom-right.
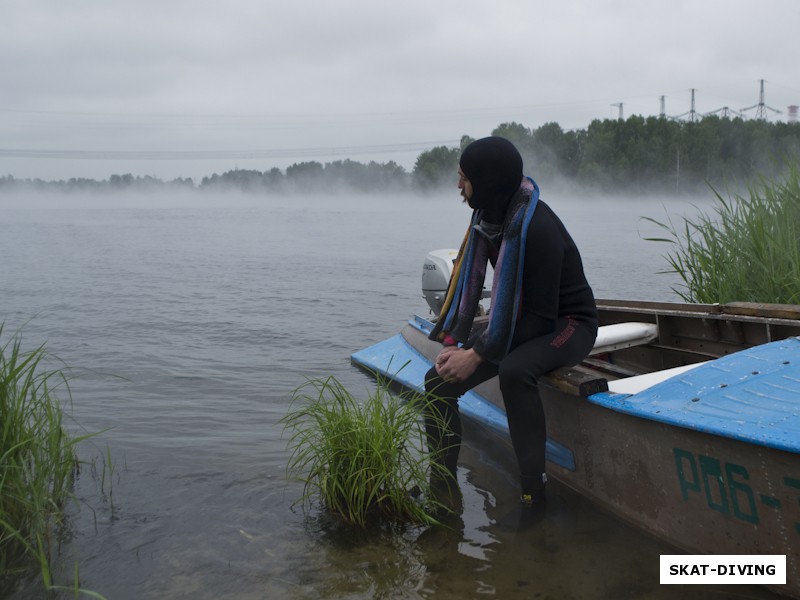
[[424, 198, 598, 500]]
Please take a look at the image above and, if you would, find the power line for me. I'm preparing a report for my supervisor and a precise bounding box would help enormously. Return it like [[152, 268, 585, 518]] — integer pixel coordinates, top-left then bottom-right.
[[0, 140, 460, 161]]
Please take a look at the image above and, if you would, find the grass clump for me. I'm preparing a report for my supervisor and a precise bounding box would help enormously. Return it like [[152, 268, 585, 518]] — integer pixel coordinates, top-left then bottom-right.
[[645, 164, 800, 304], [0, 325, 95, 593], [283, 375, 452, 527]]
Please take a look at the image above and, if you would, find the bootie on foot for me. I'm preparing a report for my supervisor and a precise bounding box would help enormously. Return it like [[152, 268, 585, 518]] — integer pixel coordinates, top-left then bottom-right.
[[520, 491, 546, 510], [520, 473, 547, 511]]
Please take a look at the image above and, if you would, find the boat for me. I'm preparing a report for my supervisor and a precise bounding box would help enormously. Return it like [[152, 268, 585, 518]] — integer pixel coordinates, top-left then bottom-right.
[[351, 249, 800, 598]]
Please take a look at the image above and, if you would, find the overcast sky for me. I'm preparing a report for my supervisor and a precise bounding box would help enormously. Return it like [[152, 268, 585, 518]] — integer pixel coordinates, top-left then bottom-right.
[[1, 0, 798, 182]]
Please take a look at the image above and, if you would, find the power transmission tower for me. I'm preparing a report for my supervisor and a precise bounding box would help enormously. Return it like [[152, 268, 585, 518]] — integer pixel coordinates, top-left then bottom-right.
[[741, 79, 782, 120], [659, 95, 666, 118], [674, 89, 701, 122], [611, 103, 624, 120], [705, 106, 744, 119]]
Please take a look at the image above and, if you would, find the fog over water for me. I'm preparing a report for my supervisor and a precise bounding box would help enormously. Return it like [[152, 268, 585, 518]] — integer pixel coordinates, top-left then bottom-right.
[[3, 189, 776, 599], [3, 1, 797, 183]]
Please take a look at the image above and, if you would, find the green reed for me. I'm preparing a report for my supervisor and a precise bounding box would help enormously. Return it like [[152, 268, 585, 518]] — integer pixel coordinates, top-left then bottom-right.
[[283, 374, 453, 527], [0, 325, 100, 597], [644, 164, 800, 304]]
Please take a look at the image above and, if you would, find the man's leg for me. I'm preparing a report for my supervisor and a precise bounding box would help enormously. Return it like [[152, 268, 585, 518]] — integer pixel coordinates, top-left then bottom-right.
[[499, 318, 597, 504], [423, 361, 498, 481]]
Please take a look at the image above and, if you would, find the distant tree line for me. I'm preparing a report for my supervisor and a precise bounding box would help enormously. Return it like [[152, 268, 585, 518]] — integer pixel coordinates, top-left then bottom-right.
[[199, 159, 409, 193], [0, 160, 409, 195], [413, 116, 800, 194], [2, 116, 798, 195]]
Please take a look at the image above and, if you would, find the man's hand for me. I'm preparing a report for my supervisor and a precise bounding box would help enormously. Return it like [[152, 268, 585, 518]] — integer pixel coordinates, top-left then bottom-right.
[[434, 347, 483, 382]]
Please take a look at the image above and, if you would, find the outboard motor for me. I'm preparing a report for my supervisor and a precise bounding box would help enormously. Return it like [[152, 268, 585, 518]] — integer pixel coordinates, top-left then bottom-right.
[[422, 249, 458, 315], [422, 248, 493, 316]]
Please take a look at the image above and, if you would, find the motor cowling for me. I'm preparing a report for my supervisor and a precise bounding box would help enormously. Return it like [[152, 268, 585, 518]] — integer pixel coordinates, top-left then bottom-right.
[[422, 249, 459, 315], [422, 248, 493, 316]]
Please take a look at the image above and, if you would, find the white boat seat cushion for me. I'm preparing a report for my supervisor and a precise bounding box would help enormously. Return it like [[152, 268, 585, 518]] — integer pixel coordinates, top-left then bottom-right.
[[589, 322, 658, 355]]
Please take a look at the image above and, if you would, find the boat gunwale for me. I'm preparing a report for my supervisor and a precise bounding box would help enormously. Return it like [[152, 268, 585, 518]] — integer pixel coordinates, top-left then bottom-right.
[[597, 298, 800, 327]]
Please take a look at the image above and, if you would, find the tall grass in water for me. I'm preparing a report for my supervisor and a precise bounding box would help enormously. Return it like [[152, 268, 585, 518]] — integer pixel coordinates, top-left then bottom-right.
[[645, 164, 800, 304], [0, 325, 98, 596], [283, 375, 453, 527]]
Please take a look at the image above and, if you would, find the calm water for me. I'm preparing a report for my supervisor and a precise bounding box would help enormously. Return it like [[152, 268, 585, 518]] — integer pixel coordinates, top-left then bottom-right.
[[0, 189, 777, 599]]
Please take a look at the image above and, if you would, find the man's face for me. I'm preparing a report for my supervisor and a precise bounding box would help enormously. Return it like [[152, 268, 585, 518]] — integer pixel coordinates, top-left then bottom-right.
[[458, 169, 472, 203]]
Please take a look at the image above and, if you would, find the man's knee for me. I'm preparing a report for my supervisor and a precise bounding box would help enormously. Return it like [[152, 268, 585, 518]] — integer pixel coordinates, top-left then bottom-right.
[[498, 358, 539, 391]]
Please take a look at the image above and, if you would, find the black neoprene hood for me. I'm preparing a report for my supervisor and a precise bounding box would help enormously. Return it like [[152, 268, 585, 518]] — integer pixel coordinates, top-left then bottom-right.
[[459, 136, 523, 210]]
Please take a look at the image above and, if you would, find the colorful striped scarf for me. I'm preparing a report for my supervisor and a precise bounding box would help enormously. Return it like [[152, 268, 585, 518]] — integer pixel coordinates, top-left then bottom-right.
[[429, 177, 540, 363]]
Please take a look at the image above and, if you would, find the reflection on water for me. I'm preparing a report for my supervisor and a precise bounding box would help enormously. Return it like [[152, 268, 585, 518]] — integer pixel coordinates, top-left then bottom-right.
[[1, 190, 781, 599], [249, 419, 778, 600]]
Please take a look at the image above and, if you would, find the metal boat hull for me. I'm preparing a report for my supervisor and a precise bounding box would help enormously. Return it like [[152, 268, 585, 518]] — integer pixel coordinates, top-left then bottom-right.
[[352, 301, 800, 597]]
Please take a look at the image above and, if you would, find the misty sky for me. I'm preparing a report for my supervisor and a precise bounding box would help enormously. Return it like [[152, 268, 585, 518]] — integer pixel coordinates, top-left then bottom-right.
[[2, 0, 798, 182]]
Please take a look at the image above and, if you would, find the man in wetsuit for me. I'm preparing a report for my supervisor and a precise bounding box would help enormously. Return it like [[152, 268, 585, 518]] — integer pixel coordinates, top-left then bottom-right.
[[425, 136, 598, 509]]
